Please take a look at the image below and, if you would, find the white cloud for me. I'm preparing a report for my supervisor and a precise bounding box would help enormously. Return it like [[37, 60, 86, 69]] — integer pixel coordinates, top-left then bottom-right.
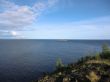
[[0, 0, 109, 39], [26, 16, 110, 39], [10, 31, 18, 36], [32, 0, 58, 14], [0, 30, 24, 39], [0, 6, 36, 30], [0, 0, 19, 11], [0, 0, 37, 30], [0, 0, 58, 38], [56, 16, 110, 39]]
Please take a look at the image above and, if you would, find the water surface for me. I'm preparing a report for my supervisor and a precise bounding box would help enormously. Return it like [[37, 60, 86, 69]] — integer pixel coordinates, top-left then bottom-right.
[[0, 40, 110, 82]]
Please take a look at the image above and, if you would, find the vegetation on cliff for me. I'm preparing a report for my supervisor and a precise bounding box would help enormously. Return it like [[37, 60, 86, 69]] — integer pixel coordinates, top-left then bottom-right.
[[36, 44, 110, 82]]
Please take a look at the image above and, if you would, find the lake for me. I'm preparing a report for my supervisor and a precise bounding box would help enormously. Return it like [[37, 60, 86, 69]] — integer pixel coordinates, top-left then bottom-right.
[[0, 40, 110, 82]]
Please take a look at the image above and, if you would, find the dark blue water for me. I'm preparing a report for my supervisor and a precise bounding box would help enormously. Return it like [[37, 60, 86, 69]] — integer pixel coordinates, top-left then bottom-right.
[[0, 40, 110, 82]]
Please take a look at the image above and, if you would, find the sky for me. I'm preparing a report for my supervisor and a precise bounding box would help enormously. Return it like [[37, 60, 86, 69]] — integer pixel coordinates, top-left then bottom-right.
[[0, 0, 110, 39]]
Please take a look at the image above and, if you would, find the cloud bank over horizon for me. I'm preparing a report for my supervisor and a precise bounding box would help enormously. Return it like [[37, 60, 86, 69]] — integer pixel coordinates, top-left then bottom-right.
[[20, 16, 110, 39], [0, 0, 110, 39]]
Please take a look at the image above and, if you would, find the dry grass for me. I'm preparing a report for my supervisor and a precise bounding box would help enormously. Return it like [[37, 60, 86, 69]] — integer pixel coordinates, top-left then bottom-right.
[[86, 71, 101, 82], [86, 59, 110, 66]]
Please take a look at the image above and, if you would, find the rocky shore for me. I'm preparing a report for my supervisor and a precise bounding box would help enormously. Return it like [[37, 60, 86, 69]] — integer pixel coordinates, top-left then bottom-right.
[[36, 44, 110, 82]]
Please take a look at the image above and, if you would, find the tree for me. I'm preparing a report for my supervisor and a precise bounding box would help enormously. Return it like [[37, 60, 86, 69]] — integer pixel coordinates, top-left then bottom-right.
[[102, 44, 110, 53], [101, 44, 110, 59], [56, 58, 64, 69]]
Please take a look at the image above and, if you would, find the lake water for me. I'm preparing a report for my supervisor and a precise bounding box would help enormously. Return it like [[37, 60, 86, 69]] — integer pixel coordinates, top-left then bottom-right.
[[0, 40, 110, 82]]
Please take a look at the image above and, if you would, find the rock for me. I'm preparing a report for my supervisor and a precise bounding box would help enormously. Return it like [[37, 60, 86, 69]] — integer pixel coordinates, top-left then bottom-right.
[[63, 76, 71, 82]]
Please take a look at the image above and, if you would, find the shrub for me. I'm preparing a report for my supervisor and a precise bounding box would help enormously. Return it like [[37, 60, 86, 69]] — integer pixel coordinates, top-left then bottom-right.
[[102, 44, 110, 53], [56, 58, 64, 69], [101, 44, 110, 59], [95, 53, 101, 60]]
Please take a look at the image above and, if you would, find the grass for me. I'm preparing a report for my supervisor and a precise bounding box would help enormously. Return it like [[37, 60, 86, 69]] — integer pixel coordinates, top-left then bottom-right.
[[86, 59, 110, 66]]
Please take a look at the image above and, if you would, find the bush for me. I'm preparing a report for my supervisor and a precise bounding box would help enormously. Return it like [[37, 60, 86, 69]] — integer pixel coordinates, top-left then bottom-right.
[[100, 44, 110, 59], [102, 44, 110, 53], [95, 53, 101, 60], [56, 58, 64, 69]]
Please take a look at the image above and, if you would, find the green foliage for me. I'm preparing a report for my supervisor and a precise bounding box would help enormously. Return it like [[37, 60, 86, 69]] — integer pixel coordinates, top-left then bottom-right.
[[101, 44, 110, 59], [95, 53, 101, 60], [56, 58, 64, 69], [102, 43, 110, 53], [38, 44, 110, 82]]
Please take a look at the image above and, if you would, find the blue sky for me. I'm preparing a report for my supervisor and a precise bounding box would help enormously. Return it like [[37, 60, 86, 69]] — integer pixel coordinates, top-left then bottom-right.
[[0, 0, 110, 39]]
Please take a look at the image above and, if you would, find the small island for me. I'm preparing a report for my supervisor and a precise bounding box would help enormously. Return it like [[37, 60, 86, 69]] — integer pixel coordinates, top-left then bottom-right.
[[36, 44, 110, 82]]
